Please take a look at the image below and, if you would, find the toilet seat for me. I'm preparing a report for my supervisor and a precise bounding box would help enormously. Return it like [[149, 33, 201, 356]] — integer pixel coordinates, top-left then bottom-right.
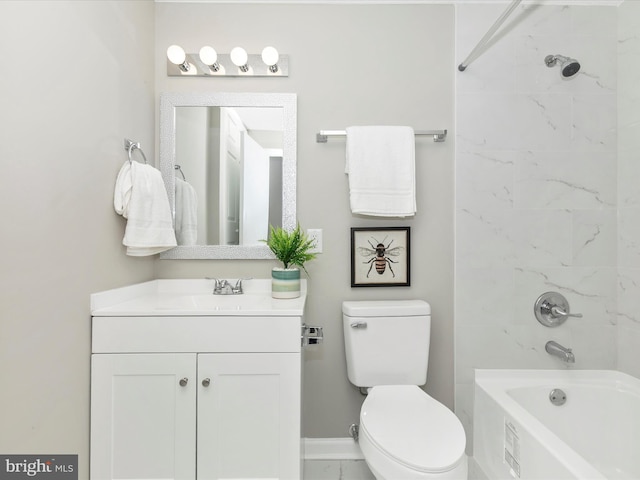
[[360, 385, 466, 474]]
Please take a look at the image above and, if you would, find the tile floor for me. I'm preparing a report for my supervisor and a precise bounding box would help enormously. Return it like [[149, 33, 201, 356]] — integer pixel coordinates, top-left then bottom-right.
[[303, 460, 376, 480], [304, 457, 482, 479]]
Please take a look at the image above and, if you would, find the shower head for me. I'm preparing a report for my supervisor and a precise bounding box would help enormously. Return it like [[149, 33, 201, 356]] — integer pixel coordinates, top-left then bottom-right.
[[545, 54, 581, 79]]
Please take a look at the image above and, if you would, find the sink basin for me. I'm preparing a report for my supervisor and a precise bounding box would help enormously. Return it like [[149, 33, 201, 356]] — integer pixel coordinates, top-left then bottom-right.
[[156, 293, 269, 311], [90, 278, 307, 317]]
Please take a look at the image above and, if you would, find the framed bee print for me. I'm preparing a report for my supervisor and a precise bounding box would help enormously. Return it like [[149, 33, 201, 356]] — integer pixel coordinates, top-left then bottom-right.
[[350, 227, 410, 287]]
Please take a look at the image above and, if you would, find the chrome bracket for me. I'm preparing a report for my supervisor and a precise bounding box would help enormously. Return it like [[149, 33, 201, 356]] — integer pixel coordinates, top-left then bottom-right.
[[349, 423, 359, 442], [302, 324, 324, 347]]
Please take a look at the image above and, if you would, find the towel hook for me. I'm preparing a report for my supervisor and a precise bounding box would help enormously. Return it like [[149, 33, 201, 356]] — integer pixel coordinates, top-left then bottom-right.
[[175, 164, 186, 180], [124, 138, 147, 164]]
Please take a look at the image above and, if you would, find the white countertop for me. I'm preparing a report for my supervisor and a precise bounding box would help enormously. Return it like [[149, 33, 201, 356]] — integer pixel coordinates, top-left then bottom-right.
[[91, 279, 307, 317]]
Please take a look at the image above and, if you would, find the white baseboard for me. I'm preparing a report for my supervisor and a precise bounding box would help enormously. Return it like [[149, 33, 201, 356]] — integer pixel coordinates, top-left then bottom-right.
[[303, 437, 364, 460]]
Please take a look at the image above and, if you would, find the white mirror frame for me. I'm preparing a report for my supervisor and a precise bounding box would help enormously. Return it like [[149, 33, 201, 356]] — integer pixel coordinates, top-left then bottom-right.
[[159, 92, 297, 259]]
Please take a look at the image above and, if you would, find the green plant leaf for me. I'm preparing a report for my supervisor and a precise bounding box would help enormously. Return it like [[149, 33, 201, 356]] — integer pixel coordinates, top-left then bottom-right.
[[262, 224, 317, 274]]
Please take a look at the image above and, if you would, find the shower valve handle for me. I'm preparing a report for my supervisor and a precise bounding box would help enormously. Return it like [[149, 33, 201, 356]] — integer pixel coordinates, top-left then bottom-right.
[[534, 292, 582, 327], [550, 305, 583, 319]]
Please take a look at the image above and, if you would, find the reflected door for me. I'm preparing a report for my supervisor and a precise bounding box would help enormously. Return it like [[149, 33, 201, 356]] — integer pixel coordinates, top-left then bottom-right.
[[240, 132, 270, 245], [219, 108, 243, 245]]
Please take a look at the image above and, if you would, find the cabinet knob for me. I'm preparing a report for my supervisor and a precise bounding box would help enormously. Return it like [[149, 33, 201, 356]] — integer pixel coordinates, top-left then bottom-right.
[[179, 377, 188, 387], [202, 378, 211, 387]]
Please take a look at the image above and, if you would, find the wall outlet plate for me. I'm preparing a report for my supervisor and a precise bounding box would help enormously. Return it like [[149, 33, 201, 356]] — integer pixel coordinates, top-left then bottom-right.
[[307, 229, 323, 253]]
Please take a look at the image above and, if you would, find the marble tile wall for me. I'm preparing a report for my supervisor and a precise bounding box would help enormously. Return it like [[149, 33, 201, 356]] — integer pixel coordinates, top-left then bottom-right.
[[454, 3, 619, 453], [617, 1, 640, 378]]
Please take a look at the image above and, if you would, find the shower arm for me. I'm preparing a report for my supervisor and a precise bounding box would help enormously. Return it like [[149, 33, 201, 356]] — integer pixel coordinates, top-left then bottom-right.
[[458, 0, 523, 72]]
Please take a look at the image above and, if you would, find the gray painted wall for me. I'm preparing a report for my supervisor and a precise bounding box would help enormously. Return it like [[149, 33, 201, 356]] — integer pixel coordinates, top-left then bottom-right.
[[0, 1, 156, 477], [4, 1, 637, 477], [154, 3, 456, 438], [0, 2, 453, 475]]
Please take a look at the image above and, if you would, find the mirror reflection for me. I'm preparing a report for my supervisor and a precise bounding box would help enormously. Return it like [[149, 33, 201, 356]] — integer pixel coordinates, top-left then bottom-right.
[[174, 106, 284, 246], [159, 92, 297, 260]]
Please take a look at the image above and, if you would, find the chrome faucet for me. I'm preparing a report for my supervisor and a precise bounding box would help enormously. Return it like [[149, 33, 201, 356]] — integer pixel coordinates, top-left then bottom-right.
[[545, 340, 575, 363], [211, 278, 248, 295]]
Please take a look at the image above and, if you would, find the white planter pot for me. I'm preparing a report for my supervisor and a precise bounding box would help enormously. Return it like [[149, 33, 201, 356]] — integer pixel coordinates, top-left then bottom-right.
[[271, 267, 301, 299]]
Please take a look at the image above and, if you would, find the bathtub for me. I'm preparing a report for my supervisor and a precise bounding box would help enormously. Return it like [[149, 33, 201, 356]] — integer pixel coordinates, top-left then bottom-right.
[[473, 369, 640, 480]]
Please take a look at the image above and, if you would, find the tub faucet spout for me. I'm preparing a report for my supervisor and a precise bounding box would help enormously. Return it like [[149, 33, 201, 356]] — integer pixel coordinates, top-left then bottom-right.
[[545, 340, 575, 363]]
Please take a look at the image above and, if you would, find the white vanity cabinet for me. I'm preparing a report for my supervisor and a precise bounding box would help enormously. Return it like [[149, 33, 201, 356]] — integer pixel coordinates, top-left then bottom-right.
[[90, 280, 306, 480], [90, 352, 197, 479]]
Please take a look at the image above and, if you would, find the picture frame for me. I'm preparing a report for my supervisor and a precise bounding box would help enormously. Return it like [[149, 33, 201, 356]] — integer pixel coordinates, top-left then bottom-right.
[[350, 227, 411, 287]]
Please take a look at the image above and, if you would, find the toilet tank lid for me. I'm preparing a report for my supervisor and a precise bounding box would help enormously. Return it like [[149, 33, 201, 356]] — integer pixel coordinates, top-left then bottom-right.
[[342, 300, 430, 317]]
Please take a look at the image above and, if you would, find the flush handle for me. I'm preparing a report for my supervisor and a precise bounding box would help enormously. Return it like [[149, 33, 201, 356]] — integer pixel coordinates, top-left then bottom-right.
[[350, 321, 367, 329]]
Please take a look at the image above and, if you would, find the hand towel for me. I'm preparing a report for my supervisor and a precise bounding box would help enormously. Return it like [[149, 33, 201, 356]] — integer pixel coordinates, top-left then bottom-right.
[[174, 177, 198, 246], [345, 126, 416, 217], [114, 161, 177, 256]]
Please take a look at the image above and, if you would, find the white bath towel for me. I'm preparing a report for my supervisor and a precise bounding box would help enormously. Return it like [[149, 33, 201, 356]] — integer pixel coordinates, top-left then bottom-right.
[[174, 177, 198, 246], [345, 126, 416, 217], [114, 161, 177, 256]]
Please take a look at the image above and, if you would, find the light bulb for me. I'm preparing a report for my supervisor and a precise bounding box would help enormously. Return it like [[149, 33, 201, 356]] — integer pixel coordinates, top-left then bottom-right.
[[199, 46, 217, 65], [166, 44, 190, 72], [199, 46, 219, 72], [261, 46, 279, 72], [167, 45, 186, 65], [230, 47, 249, 72]]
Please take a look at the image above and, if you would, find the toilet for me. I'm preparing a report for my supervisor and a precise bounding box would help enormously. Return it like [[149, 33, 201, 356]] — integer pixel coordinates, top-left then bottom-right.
[[343, 300, 467, 480]]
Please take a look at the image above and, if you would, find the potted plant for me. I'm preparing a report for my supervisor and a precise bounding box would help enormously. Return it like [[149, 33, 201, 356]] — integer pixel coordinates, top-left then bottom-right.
[[264, 224, 317, 298]]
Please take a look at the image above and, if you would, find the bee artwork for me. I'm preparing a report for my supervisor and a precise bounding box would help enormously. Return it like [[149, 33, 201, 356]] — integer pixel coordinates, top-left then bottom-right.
[[359, 237, 404, 278], [350, 227, 410, 287]]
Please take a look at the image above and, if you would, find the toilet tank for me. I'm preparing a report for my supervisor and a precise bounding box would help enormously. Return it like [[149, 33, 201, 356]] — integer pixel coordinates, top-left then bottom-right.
[[342, 300, 431, 388]]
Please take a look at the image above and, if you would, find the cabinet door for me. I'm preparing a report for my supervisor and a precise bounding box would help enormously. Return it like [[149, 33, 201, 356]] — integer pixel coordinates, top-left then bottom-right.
[[197, 353, 301, 480], [90, 354, 197, 480]]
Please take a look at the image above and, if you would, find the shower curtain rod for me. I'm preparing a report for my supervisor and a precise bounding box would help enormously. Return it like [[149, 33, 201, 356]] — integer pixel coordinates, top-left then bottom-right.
[[458, 0, 523, 72]]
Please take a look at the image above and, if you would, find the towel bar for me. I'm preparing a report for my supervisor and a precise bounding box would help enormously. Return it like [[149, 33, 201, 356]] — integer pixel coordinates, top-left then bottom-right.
[[124, 138, 148, 164], [175, 164, 186, 180], [316, 129, 447, 143]]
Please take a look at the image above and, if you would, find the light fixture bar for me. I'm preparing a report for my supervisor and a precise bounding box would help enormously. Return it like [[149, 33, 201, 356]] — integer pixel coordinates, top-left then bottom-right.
[[167, 53, 289, 77]]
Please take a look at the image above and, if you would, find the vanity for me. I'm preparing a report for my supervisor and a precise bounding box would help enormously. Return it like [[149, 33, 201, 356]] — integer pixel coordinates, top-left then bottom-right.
[[89, 279, 307, 480]]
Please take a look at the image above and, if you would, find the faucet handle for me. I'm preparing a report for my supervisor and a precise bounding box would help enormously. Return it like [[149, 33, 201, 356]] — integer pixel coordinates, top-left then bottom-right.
[[206, 277, 225, 293], [534, 292, 582, 327], [232, 278, 252, 294], [550, 305, 583, 319]]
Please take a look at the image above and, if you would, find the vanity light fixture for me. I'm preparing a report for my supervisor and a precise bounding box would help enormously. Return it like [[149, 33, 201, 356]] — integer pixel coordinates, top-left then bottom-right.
[[199, 46, 220, 72], [230, 46, 249, 72], [166, 45, 190, 73], [166, 44, 289, 77], [261, 46, 279, 73]]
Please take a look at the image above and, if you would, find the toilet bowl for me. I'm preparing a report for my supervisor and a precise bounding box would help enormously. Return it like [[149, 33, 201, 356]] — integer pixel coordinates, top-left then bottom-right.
[[342, 300, 468, 480], [358, 385, 467, 480]]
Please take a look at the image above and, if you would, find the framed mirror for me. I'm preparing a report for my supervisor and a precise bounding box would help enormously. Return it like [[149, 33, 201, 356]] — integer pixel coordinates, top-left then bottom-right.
[[159, 92, 296, 259]]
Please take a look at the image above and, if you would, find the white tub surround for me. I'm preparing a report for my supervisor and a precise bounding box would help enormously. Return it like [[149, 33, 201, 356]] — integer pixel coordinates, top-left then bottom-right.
[[455, 3, 620, 453], [474, 369, 640, 480]]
